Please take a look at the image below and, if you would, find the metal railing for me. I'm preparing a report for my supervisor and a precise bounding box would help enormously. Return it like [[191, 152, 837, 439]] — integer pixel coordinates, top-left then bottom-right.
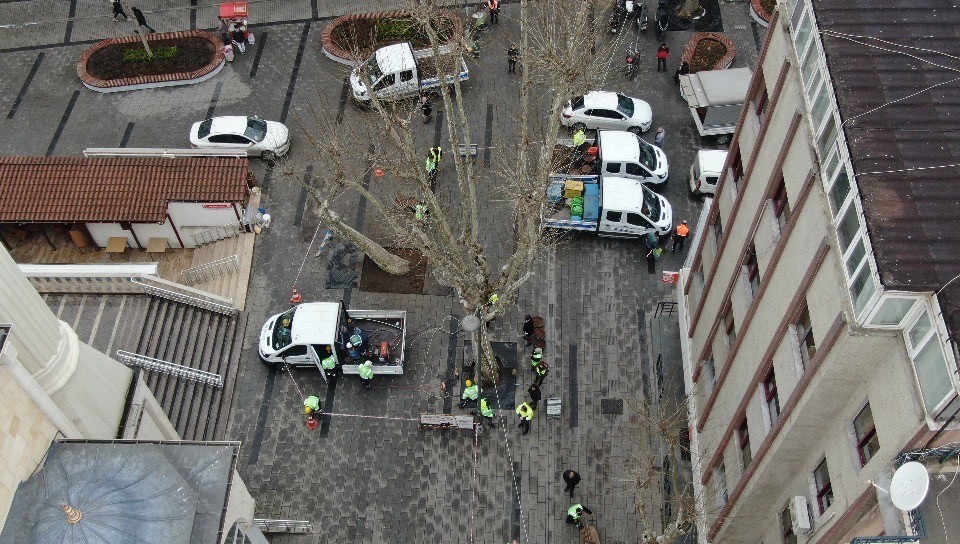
[[191, 221, 247, 247], [181, 255, 240, 284], [252, 519, 313, 534], [131, 277, 237, 315], [850, 509, 926, 543], [654, 301, 678, 317], [116, 350, 223, 388], [19, 263, 160, 294]]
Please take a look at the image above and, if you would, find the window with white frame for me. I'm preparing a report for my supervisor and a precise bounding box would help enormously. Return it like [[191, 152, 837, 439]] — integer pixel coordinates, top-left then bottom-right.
[[852, 403, 880, 466], [867, 296, 917, 328], [795, 305, 816, 370], [780, 504, 798, 544], [905, 309, 956, 414], [715, 464, 728, 507], [762, 368, 780, 424], [813, 458, 833, 514]]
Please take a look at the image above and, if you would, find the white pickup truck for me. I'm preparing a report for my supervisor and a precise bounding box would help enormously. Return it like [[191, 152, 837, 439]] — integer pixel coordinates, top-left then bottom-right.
[[350, 42, 470, 102], [258, 302, 408, 375], [542, 174, 672, 238]]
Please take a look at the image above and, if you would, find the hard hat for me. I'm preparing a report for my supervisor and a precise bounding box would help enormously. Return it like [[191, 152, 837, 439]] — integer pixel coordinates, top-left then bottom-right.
[[304, 406, 313, 414], [346, 342, 353, 349], [262, 213, 271, 221], [533, 347, 543, 354], [363, 360, 372, 366], [465, 379, 473, 387], [682, 220, 688, 224]]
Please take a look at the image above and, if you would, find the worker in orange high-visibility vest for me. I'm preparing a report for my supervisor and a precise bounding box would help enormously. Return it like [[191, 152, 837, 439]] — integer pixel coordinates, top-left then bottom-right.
[[672, 220, 690, 253]]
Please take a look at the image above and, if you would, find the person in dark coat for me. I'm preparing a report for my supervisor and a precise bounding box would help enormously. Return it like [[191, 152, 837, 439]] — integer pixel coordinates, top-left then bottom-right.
[[111, 0, 129, 22], [562, 470, 582, 496], [528, 383, 542, 406], [131, 7, 154, 33]]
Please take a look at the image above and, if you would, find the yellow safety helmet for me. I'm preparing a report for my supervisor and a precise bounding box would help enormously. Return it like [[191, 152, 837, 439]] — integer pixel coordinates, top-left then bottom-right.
[[465, 379, 473, 387], [304, 406, 313, 414]]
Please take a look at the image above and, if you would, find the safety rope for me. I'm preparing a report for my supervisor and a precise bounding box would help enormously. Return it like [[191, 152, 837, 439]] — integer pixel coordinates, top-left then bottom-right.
[[282, 364, 306, 401], [489, 352, 530, 544], [292, 222, 322, 290]]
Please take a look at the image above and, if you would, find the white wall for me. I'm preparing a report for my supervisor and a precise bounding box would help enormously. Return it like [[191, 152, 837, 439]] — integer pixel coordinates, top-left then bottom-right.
[[86, 223, 136, 249], [168, 201, 241, 227], [131, 221, 180, 249]]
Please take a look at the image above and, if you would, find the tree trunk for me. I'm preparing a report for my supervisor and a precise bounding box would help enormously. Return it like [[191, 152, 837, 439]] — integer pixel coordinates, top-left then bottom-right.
[[321, 208, 411, 276], [678, 0, 703, 19]]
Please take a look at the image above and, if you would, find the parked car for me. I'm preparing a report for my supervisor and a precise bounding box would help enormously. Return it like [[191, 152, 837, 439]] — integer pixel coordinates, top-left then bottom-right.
[[189, 116, 290, 160], [561, 91, 652, 134], [689, 149, 728, 195]]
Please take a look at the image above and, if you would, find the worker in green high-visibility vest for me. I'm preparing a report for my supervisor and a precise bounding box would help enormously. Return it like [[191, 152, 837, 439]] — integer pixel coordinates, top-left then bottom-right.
[[478, 397, 496, 428], [565, 503, 593, 528], [358, 360, 374, 389], [459, 379, 479, 409], [304, 395, 321, 415]]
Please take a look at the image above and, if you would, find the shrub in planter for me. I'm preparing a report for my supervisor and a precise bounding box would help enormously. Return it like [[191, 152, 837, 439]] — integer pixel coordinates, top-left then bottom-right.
[[123, 45, 178, 63], [681, 32, 736, 72], [322, 10, 464, 63], [86, 37, 213, 80]]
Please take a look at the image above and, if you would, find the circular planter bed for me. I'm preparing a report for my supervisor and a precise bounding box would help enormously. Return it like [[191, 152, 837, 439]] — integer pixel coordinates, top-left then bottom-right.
[[78, 30, 224, 93], [750, 0, 774, 27], [681, 32, 736, 73], [322, 10, 464, 65]]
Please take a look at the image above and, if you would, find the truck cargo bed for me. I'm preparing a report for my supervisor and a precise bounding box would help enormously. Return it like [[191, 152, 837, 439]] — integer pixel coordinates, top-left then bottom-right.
[[340, 310, 407, 375]]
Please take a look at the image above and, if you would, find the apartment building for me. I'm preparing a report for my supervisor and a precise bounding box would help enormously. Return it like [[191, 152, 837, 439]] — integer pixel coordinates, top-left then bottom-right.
[[676, 1, 960, 542]]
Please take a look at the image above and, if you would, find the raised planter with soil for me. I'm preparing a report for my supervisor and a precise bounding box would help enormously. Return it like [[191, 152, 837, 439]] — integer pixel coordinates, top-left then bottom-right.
[[751, 0, 774, 27], [681, 32, 736, 73], [322, 10, 464, 65], [78, 30, 224, 93]]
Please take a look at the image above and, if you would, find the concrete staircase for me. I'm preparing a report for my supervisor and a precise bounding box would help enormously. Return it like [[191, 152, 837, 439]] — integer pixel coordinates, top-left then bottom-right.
[[185, 232, 255, 311], [43, 292, 247, 441]]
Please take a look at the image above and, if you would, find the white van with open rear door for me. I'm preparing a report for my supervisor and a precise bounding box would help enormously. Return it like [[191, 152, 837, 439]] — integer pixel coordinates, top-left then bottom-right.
[[689, 149, 728, 195]]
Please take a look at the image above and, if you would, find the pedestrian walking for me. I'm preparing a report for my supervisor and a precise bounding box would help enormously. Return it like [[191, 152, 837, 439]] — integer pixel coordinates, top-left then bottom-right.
[[487, 0, 501, 24], [516, 401, 535, 435], [358, 360, 374, 389], [672, 219, 690, 253], [508, 44, 519, 73], [478, 397, 496, 428], [562, 470, 581, 497], [111, 0, 129, 22], [459, 379, 480, 408], [654, 126, 665, 148], [131, 6, 155, 33], [675, 59, 690, 83], [656, 43, 669, 72], [534, 360, 549, 386], [566, 503, 593, 528], [231, 27, 247, 53], [645, 231, 662, 272], [303, 395, 321, 415], [527, 383, 542, 406], [522, 314, 535, 346], [320, 351, 340, 381]]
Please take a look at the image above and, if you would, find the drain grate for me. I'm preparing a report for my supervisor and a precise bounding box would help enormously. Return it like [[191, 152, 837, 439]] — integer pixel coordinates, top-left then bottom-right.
[[600, 398, 623, 415]]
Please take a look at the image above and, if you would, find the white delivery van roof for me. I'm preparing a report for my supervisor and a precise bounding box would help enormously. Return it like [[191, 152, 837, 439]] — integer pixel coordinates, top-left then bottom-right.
[[601, 177, 646, 215], [598, 130, 640, 163], [680, 67, 752, 107], [698, 150, 729, 175], [375, 43, 416, 74], [291, 302, 340, 345]]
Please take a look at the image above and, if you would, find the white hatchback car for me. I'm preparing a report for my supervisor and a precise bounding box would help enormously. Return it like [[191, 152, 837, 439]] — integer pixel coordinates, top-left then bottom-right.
[[189, 116, 291, 160], [561, 91, 653, 134]]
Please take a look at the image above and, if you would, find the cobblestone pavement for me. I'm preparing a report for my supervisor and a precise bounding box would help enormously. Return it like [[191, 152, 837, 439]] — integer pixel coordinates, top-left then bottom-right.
[[0, 1, 759, 542]]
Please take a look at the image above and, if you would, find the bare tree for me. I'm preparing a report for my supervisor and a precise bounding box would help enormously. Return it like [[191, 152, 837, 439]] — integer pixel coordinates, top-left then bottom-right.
[[297, 0, 610, 379]]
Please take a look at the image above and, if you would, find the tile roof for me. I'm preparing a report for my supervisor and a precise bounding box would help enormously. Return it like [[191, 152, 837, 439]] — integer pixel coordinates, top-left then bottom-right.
[[816, 0, 960, 296], [0, 156, 250, 223]]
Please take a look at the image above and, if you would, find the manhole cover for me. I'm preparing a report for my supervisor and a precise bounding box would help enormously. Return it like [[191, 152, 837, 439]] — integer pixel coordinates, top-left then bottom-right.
[[600, 398, 623, 415]]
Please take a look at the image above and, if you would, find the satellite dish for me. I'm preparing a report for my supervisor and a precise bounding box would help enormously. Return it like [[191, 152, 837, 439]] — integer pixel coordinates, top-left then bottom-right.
[[890, 461, 930, 511], [460, 315, 481, 333]]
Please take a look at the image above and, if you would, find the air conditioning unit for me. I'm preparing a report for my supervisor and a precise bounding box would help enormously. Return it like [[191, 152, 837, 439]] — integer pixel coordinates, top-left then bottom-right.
[[790, 496, 814, 534]]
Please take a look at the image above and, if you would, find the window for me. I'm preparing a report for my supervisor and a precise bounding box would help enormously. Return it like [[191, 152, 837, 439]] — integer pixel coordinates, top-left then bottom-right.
[[715, 464, 728, 507], [589, 109, 623, 120], [780, 504, 798, 544], [713, 215, 724, 246], [696, 265, 706, 291], [755, 80, 769, 124], [744, 243, 760, 298], [813, 459, 834, 513], [399, 69, 414, 82], [722, 303, 737, 349], [605, 162, 622, 173], [209, 134, 252, 145], [795, 306, 816, 369], [868, 297, 916, 328], [702, 356, 716, 394], [279, 344, 308, 357], [853, 403, 880, 466], [763, 368, 780, 423], [738, 417, 752, 468], [626, 162, 647, 176], [905, 310, 956, 415], [605, 211, 622, 222], [626, 213, 648, 226], [772, 178, 791, 233], [730, 150, 745, 190]]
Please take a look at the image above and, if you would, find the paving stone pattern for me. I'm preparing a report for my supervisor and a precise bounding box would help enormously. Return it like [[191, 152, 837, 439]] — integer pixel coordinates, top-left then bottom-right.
[[0, 1, 760, 542]]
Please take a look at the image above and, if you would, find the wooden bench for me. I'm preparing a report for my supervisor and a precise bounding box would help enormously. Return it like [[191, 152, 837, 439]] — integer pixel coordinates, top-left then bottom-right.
[[419, 413, 475, 431], [146, 237, 168, 253], [105, 237, 128, 253]]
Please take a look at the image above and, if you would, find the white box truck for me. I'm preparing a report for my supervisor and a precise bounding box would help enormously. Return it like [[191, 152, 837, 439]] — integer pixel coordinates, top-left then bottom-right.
[[679, 67, 752, 144], [258, 302, 408, 375], [689, 149, 728, 195]]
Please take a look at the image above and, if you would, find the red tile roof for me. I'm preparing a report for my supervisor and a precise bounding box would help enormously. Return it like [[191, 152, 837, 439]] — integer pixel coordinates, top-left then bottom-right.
[[0, 156, 250, 223]]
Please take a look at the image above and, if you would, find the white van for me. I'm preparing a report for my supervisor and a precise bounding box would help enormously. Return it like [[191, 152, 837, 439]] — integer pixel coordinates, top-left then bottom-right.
[[689, 149, 728, 195], [597, 130, 669, 185]]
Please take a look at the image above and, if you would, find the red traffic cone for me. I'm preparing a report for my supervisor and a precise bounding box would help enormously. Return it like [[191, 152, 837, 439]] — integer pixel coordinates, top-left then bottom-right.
[[306, 415, 319, 430], [291, 286, 303, 304]]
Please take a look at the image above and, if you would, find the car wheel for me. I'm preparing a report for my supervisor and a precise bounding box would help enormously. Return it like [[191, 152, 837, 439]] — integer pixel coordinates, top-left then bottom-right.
[[628, 126, 642, 135], [572, 122, 587, 133], [261, 151, 276, 163]]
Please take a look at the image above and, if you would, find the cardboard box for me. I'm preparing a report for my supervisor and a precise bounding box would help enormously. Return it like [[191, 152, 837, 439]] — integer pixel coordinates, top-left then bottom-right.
[[563, 180, 584, 198]]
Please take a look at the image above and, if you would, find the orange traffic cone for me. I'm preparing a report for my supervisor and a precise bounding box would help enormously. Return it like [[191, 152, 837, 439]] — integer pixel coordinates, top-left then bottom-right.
[[291, 286, 303, 304], [306, 415, 319, 430]]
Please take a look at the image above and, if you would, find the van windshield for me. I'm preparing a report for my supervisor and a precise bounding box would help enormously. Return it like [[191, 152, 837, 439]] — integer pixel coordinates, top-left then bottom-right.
[[272, 308, 296, 350], [638, 139, 657, 170], [365, 58, 384, 82], [641, 184, 661, 220]]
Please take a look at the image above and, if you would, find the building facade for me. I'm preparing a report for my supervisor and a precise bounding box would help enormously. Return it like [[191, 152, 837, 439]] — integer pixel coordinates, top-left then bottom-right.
[[677, 1, 960, 542]]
